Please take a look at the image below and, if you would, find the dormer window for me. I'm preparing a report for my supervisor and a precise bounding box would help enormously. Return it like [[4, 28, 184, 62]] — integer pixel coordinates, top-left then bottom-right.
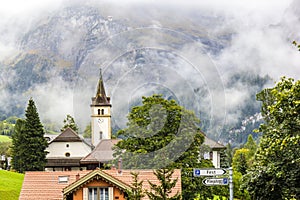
[[58, 176, 69, 183]]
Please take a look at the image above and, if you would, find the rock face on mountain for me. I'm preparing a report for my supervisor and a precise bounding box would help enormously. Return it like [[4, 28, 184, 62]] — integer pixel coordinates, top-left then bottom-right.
[[0, 3, 279, 145]]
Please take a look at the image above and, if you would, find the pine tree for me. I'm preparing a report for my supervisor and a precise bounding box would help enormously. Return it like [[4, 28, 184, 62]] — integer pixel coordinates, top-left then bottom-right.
[[127, 172, 145, 200], [11, 119, 26, 172], [11, 98, 48, 172], [146, 168, 181, 200], [243, 134, 257, 158]]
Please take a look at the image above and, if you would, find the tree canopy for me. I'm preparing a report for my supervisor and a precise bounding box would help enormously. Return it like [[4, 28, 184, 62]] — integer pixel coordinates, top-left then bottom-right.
[[11, 98, 48, 172], [114, 95, 204, 168], [61, 114, 79, 133], [114, 95, 216, 199], [244, 77, 300, 199]]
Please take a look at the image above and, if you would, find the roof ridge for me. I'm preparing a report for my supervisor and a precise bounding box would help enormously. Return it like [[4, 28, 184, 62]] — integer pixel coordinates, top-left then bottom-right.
[[50, 127, 82, 143]]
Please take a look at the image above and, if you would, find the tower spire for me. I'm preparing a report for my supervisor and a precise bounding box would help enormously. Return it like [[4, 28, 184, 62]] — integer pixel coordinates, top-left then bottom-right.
[[90, 68, 112, 145], [92, 68, 111, 106]]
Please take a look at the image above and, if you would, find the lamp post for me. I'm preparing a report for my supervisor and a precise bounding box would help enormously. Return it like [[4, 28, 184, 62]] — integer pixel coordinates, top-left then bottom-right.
[[229, 167, 233, 200]]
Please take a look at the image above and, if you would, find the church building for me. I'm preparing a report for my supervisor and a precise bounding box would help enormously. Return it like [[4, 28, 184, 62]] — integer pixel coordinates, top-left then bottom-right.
[[45, 69, 117, 171], [45, 69, 225, 171]]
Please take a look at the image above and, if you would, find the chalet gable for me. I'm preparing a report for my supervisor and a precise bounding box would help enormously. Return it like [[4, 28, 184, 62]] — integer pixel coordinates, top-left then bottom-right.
[[63, 169, 132, 198]]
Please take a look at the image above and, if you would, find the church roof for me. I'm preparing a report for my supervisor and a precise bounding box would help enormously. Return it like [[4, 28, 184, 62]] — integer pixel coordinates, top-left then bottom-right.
[[81, 139, 120, 164], [50, 127, 82, 143], [91, 69, 111, 106]]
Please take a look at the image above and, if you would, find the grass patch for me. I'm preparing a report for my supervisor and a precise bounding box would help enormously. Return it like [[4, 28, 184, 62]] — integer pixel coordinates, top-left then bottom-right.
[[0, 135, 12, 143], [0, 170, 24, 200]]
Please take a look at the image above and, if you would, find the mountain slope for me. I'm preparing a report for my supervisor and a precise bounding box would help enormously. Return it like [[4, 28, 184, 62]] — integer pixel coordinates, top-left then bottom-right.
[[0, 2, 294, 146]]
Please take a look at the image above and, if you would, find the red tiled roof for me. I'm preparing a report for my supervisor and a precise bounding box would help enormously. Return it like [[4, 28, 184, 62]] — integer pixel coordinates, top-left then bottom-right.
[[80, 139, 120, 164], [19, 169, 181, 200], [105, 169, 182, 198], [19, 171, 90, 200]]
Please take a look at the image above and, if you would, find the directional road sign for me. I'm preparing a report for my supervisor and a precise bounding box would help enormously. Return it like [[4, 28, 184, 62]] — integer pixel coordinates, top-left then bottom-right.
[[202, 178, 229, 186], [193, 168, 226, 177]]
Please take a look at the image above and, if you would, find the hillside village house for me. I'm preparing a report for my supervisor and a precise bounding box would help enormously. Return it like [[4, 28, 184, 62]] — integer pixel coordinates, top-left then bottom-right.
[[19, 168, 182, 200], [43, 69, 225, 171]]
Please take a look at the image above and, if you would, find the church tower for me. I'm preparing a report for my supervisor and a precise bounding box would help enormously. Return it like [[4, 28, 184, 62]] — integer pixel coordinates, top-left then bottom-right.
[[91, 69, 111, 146]]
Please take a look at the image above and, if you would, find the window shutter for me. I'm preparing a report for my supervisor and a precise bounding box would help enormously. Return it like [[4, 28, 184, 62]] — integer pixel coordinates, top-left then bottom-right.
[[109, 187, 114, 200], [83, 187, 88, 200]]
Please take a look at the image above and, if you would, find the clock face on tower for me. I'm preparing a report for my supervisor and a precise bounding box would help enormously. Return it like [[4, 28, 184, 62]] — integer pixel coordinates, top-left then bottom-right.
[[97, 118, 104, 125]]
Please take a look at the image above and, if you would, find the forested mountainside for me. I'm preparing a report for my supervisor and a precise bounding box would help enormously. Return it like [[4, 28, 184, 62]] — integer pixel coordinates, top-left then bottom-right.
[[1, 1, 299, 146]]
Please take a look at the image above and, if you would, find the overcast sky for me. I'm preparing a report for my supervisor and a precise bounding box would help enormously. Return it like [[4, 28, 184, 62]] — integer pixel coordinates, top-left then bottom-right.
[[0, 0, 292, 16]]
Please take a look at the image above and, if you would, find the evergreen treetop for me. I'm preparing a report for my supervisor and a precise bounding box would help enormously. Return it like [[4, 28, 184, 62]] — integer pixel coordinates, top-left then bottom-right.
[[11, 98, 48, 172]]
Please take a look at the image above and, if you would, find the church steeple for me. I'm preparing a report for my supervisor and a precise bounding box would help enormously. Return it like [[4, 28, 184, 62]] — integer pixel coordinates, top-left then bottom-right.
[[90, 68, 112, 146], [91, 69, 111, 106]]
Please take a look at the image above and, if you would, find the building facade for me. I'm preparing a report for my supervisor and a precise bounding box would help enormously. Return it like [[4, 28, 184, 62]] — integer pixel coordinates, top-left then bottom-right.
[[20, 169, 182, 200], [45, 127, 92, 171]]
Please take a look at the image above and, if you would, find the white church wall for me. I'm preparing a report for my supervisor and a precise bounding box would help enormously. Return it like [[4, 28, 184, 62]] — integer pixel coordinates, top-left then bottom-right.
[[46, 142, 91, 158]]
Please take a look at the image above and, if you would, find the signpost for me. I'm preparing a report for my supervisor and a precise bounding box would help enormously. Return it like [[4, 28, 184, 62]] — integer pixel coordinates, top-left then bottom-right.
[[193, 167, 233, 200], [193, 168, 226, 177], [202, 177, 228, 186]]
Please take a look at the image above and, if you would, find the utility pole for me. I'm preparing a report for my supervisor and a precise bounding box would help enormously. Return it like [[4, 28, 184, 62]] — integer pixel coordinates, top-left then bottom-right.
[[229, 167, 233, 200]]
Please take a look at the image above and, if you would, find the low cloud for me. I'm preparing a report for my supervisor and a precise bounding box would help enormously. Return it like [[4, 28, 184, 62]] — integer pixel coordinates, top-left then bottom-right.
[[0, 0, 300, 140]]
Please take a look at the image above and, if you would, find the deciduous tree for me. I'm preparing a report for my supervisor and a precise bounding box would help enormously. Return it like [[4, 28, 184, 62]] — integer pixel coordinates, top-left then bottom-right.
[[114, 95, 210, 199], [83, 123, 91, 138], [244, 77, 300, 199], [61, 114, 79, 133]]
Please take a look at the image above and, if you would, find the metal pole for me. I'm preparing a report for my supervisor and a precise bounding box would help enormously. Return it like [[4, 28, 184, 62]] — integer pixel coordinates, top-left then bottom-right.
[[229, 167, 233, 200]]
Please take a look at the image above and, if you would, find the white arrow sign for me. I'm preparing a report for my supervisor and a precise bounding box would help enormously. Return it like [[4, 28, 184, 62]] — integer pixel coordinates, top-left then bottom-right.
[[202, 178, 229, 186], [193, 168, 226, 177]]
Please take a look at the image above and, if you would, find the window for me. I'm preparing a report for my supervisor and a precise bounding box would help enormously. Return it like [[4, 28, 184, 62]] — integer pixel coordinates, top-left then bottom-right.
[[98, 109, 101, 115], [66, 144, 69, 148], [101, 109, 104, 115], [88, 188, 109, 200], [203, 152, 210, 160], [65, 152, 71, 157], [58, 176, 69, 183], [99, 131, 103, 140]]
